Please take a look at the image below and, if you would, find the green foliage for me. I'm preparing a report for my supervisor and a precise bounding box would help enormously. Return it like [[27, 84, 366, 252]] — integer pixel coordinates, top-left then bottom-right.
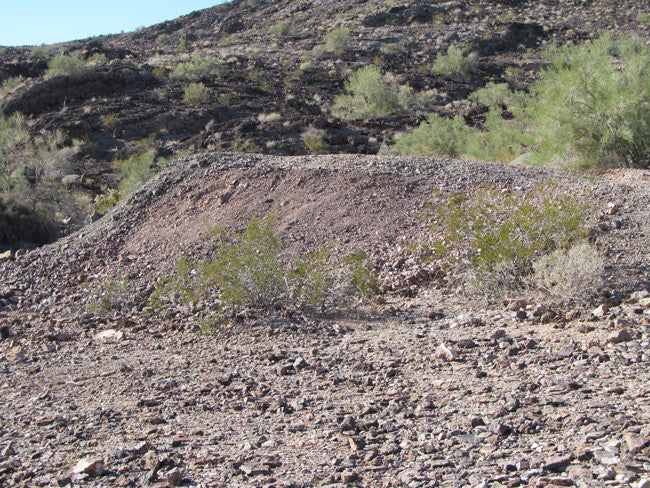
[[156, 33, 172, 45], [269, 21, 291, 37], [636, 12, 650, 25], [394, 114, 474, 158], [333, 65, 413, 120], [171, 56, 222, 81], [432, 46, 476, 81], [0, 76, 24, 98], [230, 139, 259, 153], [100, 113, 120, 133], [113, 150, 161, 196], [93, 188, 120, 213], [324, 27, 351, 54], [183, 82, 210, 104], [396, 35, 650, 169], [0, 113, 83, 247], [426, 183, 590, 294], [150, 217, 379, 323], [46, 53, 92, 78], [301, 127, 330, 154]]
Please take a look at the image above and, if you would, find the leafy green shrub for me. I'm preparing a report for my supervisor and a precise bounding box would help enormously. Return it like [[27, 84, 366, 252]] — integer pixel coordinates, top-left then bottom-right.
[[172, 56, 222, 81], [394, 114, 475, 158], [0, 76, 24, 98], [333, 65, 413, 120], [46, 53, 92, 78], [269, 21, 291, 37], [301, 127, 330, 154], [345, 251, 380, 300], [113, 150, 162, 196], [432, 46, 476, 81], [156, 33, 172, 45], [324, 27, 351, 54], [150, 217, 379, 322], [529, 242, 603, 303], [426, 183, 591, 295], [93, 188, 120, 213], [183, 82, 210, 104]]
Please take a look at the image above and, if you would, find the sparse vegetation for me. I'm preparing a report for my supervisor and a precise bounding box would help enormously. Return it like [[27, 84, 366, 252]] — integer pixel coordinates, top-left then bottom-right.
[[112, 150, 163, 197], [301, 127, 330, 154], [0, 76, 24, 98], [46, 53, 92, 78], [324, 27, 351, 54], [396, 35, 650, 169], [149, 217, 379, 323], [171, 56, 222, 81], [432, 46, 476, 81], [333, 65, 413, 120], [84, 275, 131, 314], [183, 82, 210, 104], [425, 183, 592, 296], [269, 21, 291, 37]]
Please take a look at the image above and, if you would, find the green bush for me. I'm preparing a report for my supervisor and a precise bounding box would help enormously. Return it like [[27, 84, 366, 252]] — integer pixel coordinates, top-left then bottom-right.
[[394, 114, 475, 158], [301, 127, 330, 154], [333, 65, 413, 120], [396, 35, 649, 169], [84, 275, 131, 314], [113, 150, 162, 197], [0, 76, 24, 98], [150, 217, 379, 322], [183, 82, 210, 104], [269, 21, 291, 37], [171, 56, 222, 81], [426, 183, 591, 295], [432, 46, 476, 81], [0, 114, 83, 247], [324, 27, 351, 54], [46, 53, 92, 78]]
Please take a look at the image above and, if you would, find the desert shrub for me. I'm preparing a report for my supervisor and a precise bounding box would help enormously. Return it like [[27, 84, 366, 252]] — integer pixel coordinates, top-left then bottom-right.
[[230, 139, 259, 153], [529, 242, 603, 303], [46, 53, 92, 78], [150, 217, 379, 322], [171, 56, 222, 81], [394, 114, 475, 158], [156, 33, 172, 45], [432, 46, 476, 81], [0, 113, 83, 247], [93, 188, 120, 213], [324, 27, 351, 54], [0, 76, 24, 98], [113, 150, 161, 196], [426, 183, 591, 295], [183, 82, 210, 104], [345, 251, 380, 300], [396, 35, 649, 169], [333, 65, 413, 120], [301, 127, 330, 154], [269, 21, 291, 37]]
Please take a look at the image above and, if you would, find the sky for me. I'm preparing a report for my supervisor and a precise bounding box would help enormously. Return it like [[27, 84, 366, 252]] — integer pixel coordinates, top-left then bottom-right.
[[0, 0, 228, 47]]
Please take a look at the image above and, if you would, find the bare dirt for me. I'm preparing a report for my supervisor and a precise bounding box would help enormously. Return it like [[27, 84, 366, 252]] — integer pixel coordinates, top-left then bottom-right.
[[1, 153, 649, 487]]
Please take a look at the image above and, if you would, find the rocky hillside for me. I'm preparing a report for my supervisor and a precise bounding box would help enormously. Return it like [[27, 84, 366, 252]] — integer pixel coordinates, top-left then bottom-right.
[[1, 0, 648, 192]]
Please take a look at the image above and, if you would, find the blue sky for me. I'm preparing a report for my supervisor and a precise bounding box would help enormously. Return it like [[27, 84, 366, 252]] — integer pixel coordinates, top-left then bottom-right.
[[0, 1, 227, 46]]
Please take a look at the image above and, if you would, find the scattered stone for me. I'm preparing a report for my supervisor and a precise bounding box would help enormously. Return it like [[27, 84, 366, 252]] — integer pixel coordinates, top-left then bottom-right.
[[94, 329, 125, 342], [543, 454, 573, 473], [592, 304, 610, 318], [607, 328, 632, 344], [0, 325, 11, 340], [0, 250, 13, 262], [434, 343, 458, 362], [166, 467, 184, 486], [72, 458, 104, 477]]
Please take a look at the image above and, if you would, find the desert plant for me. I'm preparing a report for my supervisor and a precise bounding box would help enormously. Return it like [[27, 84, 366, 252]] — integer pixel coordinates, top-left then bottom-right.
[[84, 275, 131, 314], [333, 65, 413, 120], [432, 46, 476, 81], [93, 188, 120, 213], [301, 127, 330, 154], [156, 33, 172, 45], [0, 76, 24, 98], [150, 217, 379, 322], [112, 150, 162, 196], [46, 53, 92, 78], [529, 242, 603, 303], [171, 56, 222, 81], [394, 113, 475, 158], [324, 27, 351, 54], [269, 21, 291, 37], [183, 82, 210, 104], [426, 183, 591, 295]]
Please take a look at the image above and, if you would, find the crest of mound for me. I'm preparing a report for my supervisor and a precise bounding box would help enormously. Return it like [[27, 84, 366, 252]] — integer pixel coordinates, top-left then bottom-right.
[[12, 153, 648, 310]]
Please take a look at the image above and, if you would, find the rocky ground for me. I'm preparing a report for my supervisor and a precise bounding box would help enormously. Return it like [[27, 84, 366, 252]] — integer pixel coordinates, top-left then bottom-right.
[[1, 153, 649, 487]]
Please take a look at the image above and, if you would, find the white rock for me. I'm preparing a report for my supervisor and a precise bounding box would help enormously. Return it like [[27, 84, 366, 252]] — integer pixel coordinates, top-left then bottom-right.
[[434, 343, 458, 362], [94, 329, 124, 342], [72, 458, 104, 476]]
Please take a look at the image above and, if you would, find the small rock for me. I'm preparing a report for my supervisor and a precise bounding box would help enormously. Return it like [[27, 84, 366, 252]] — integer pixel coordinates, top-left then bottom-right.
[[0, 250, 13, 262], [607, 329, 632, 344], [293, 357, 308, 370], [636, 479, 650, 488], [94, 329, 124, 342], [428, 309, 445, 320], [72, 458, 104, 476], [543, 454, 573, 473], [341, 470, 359, 483], [166, 467, 184, 486], [592, 304, 610, 318], [0, 325, 11, 340], [434, 343, 458, 362]]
